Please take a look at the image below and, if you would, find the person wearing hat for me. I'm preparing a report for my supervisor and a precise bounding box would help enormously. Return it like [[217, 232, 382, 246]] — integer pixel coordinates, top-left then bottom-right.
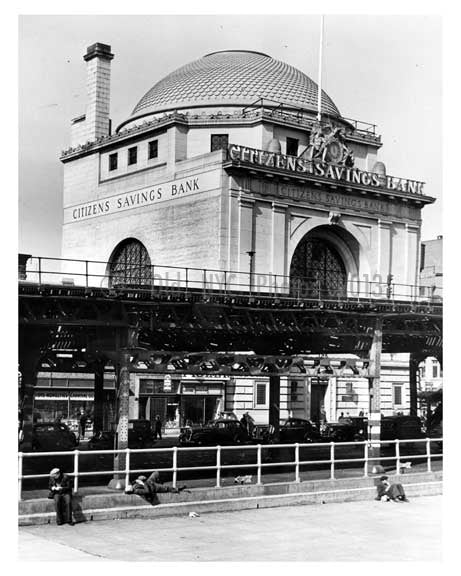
[[375, 475, 409, 503], [48, 468, 74, 525]]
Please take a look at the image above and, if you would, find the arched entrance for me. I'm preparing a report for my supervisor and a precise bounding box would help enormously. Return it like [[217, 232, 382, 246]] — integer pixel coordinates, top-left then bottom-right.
[[290, 235, 347, 298], [109, 238, 151, 286]]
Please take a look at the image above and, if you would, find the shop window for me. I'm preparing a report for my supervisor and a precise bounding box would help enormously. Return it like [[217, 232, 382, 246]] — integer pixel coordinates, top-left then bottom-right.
[[290, 381, 299, 402], [254, 382, 268, 408], [109, 152, 118, 171], [128, 146, 137, 165], [286, 137, 299, 156], [393, 385, 402, 406], [148, 140, 158, 159], [210, 134, 229, 152]]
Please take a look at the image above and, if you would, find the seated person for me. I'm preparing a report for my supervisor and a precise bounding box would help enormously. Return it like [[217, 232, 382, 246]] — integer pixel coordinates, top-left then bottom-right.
[[375, 475, 409, 502], [48, 467, 74, 525]]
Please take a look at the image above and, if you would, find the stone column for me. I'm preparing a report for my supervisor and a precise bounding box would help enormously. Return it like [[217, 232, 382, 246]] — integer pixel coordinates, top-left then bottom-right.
[[238, 194, 255, 289]]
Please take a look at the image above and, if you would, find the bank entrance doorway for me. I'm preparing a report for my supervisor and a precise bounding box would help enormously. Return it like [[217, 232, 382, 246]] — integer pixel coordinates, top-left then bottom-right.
[[310, 379, 328, 424]]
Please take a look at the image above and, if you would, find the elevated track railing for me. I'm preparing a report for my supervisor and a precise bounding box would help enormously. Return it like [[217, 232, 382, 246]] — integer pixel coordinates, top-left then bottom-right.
[[19, 255, 442, 308], [18, 437, 442, 501]]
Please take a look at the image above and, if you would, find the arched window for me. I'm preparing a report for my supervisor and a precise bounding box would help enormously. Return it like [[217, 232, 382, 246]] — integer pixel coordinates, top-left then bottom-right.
[[290, 237, 347, 298], [109, 239, 151, 286]]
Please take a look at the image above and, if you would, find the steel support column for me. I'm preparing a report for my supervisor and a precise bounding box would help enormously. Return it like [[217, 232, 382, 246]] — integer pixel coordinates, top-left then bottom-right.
[[19, 361, 38, 451], [368, 317, 383, 468], [409, 355, 419, 417], [93, 361, 105, 435], [18, 333, 42, 451], [269, 376, 280, 437], [109, 327, 137, 489]]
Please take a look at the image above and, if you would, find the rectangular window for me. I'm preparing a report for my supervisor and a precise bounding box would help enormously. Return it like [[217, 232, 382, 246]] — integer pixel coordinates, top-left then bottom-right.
[[210, 134, 229, 152], [393, 385, 402, 406], [290, 380, 298, 402], [109, 152, 118, 171], [148, 140, 158, 159], [432, 361, 439, 379], [420, 364, 426, 379], [286, 137, 299, 157], [128, 146, 137, 165], [255, 382, 267, 407]]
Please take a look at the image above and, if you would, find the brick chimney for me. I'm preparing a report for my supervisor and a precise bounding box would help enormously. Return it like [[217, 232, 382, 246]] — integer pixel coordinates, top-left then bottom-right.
[[71, 42, 114, 146]]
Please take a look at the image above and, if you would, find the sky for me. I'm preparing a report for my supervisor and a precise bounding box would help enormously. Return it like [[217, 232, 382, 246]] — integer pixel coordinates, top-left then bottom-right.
[[18, 14, 442, 258]]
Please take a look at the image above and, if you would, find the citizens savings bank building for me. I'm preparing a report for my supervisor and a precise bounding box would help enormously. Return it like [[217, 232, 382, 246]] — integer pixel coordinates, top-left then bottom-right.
[[56, 43, 435, 429]]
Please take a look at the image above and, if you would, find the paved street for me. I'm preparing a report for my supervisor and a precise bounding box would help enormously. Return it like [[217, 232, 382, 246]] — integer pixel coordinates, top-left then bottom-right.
[[18, 495, 442, 561]]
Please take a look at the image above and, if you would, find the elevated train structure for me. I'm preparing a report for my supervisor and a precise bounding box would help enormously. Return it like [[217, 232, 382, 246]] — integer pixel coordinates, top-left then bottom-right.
[[19, 45, 442, 480]]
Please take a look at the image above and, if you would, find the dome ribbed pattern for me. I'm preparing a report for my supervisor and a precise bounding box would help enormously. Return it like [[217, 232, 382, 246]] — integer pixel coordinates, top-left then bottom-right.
[[130, 50, 340, 118]]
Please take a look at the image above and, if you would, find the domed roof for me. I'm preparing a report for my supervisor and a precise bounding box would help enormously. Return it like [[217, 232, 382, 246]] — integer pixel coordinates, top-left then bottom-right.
[[128, 50, 340, 121]]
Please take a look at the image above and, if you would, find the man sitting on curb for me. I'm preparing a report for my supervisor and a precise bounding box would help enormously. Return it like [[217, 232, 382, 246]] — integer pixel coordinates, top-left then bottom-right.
[[127, 470, 187, 504], [48, 467, 74, 525], [375, 475, 410, 503]]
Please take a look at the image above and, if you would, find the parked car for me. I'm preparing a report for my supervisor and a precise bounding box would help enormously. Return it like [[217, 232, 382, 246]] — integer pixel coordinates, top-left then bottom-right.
[[23, 422, 79, 452], [87, 419, 156, 449], [380, 415, 424, 442], [278, 418, 322, 443], [322, 417, 368, 442], [179, 418, 252, 446]]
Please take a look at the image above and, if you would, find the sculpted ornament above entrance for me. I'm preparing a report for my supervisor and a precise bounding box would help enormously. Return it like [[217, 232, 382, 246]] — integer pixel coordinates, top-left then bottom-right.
[[306, 124, 355, 167]]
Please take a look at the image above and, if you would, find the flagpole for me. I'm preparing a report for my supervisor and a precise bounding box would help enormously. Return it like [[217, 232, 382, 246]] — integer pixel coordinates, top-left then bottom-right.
[[317, 14, 324, 123]]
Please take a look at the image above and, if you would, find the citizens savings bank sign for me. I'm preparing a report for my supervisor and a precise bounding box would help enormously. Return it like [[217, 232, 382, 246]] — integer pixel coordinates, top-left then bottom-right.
[[227, 144, 425, 195]]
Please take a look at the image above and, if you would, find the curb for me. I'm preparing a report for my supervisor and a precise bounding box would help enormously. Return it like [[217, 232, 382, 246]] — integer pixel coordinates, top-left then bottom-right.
[[19, 478, 442, 525]]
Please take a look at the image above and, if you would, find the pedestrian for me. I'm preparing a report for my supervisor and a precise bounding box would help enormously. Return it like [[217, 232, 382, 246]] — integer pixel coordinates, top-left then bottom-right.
[[154, 415, 163, 440], [358, 410, 364, 417], [48, 468, 74, 525], [375, 475, 409, 502], [338, 412, 345, 421], [79, 409, 87, 440]]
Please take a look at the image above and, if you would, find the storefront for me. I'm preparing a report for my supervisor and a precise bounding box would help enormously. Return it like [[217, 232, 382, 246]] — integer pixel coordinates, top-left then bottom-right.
[[33, 373, 116, 433], [136, 375, 226, 430]]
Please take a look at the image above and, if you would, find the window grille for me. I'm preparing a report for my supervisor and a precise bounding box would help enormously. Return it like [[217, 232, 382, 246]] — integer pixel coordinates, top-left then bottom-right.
[[290, 237, 347, 298], [109, 239, 151, 286], [211, 134, 229, 152], [255, 382, 267, 407]]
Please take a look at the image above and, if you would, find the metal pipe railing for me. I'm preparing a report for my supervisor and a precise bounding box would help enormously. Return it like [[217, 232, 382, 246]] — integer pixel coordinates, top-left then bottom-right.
[[19, 255, 443, 306], [18, 437, 442, 501]]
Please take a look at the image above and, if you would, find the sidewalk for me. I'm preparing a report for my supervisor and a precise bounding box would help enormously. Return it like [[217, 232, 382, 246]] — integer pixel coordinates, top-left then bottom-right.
[[18, 495, 442, 561]]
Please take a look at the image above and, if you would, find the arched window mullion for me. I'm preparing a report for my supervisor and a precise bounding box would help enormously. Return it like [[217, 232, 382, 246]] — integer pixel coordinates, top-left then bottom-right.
[[110, 239, 151, 287]]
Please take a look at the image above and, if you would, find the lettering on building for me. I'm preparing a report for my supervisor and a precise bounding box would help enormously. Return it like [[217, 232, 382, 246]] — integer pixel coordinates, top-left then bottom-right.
[[65, 172, 220, 224], [228, 144, 425, 195]]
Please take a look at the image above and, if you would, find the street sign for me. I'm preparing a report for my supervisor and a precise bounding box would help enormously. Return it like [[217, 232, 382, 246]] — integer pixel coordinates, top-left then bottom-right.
[[164, 374, 172, 392]]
